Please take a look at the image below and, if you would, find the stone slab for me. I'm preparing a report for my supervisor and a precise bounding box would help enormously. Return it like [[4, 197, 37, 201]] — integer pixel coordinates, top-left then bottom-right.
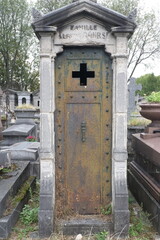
[[0, 161, 30, 218], [2, 124, 35, 136], [57, 217, 113, 236], [133, 133, 160, 168], [0, 151, 11, 168], [0, 177, 36, 239], [7, 142, 40, 161]]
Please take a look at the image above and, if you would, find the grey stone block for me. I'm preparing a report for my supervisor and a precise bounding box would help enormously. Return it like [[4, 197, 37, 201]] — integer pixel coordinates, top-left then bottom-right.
[[0, 151, 11, 168], [39, 210, 54, 238], [39, 195, 54, 210], [59, 218, 113, 235], [114, 195, 129, 210], [2, 124, 35, 136], [113, 210, 130, 237], [8, 141, 40, 161], [30, 161, 40, 178]]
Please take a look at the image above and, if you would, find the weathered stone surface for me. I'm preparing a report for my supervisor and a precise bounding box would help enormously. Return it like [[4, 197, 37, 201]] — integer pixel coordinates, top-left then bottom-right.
[[7, 141, 40, 161], [39, 210, 54, 238], [128, 77, 142, 118], [0, 151, 11, 168], [2, 124, 35, 136], [113, 210, 130, 237], [0, 176, 36, 239], [58, 218, 113, 235], [0, 161, 30, 218], [1, 119, 37, 146]]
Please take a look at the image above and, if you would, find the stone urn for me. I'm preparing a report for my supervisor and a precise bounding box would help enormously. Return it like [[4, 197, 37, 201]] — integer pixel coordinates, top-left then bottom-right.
[[139, 103, 160, 127]]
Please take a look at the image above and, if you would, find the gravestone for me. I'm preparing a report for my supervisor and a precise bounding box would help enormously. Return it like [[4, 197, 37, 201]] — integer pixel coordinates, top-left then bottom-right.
[[128, 77, 142, 118], [32, 0, 136, 237], [1, 119, 36, 147]]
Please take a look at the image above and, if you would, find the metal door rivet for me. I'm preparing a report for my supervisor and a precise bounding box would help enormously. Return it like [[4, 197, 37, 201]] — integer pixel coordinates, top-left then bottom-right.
[[106, 109, 109, 112], [106, 152, 109, 155], [58, 81, 61, 84], [94, 96, 97, 98], [59, 152, 62, 155], [106, 180, 109, 183], [58, 110, 61, 113], [59, 139, 62, 141], [58, 65, 61, 69], [106, 124, 109, 127], [58, 125, 61, 127], [70, 96, 73, 98], [106, 96, 108, 98], [58, 95, 61, 98], [106, 137, 109, 141], [82, 96, 85, 98]]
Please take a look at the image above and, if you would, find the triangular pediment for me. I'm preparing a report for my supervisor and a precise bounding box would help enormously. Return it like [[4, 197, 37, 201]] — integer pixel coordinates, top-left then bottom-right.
[[32, 0, 136, 32]]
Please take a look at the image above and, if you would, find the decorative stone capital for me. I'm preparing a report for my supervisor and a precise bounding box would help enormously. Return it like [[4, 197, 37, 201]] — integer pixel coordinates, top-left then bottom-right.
[[111, 26, 135, 39], [34, 26, 57, 39]]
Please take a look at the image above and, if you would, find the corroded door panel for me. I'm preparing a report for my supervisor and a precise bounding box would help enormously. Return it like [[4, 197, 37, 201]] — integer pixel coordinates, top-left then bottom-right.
[[66, 103, 101, 213], [55, 47, 112, 216]]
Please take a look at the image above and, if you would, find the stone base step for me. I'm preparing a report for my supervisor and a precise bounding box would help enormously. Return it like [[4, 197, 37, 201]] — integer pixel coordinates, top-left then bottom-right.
[[57, 216, 113, 235]]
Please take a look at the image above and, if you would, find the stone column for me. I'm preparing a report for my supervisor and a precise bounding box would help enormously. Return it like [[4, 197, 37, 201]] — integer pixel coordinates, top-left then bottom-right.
[[111, 30, 131, 236], [35, 26, 57, 238]]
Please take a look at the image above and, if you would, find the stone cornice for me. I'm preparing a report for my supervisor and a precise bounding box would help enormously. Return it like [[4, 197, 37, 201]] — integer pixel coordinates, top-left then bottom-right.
[[32, 1, 136, 35], [33, 26, 57, 39]]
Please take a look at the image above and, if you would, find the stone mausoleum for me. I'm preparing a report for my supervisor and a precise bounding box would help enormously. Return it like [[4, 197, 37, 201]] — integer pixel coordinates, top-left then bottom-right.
[[32, 0, 136, 237]]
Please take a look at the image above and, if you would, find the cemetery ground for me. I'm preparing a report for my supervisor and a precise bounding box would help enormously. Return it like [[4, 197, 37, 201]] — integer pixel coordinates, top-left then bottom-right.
[[7, 182, 158, 240]]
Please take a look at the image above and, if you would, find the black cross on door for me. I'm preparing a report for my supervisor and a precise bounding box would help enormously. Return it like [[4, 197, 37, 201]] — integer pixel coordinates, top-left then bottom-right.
[[72, 63, 95, 86]]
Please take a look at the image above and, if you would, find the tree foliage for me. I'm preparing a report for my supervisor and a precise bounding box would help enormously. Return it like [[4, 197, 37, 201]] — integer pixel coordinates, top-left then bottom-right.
[[0, 0, 39, 91], [99, 0, 160, 80], [35, 0, 72, 13], [136, 73, 160, 96]]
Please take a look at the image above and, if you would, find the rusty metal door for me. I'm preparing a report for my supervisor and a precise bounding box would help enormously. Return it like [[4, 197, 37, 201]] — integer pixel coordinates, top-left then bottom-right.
[[55, 47, 112, 215]]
